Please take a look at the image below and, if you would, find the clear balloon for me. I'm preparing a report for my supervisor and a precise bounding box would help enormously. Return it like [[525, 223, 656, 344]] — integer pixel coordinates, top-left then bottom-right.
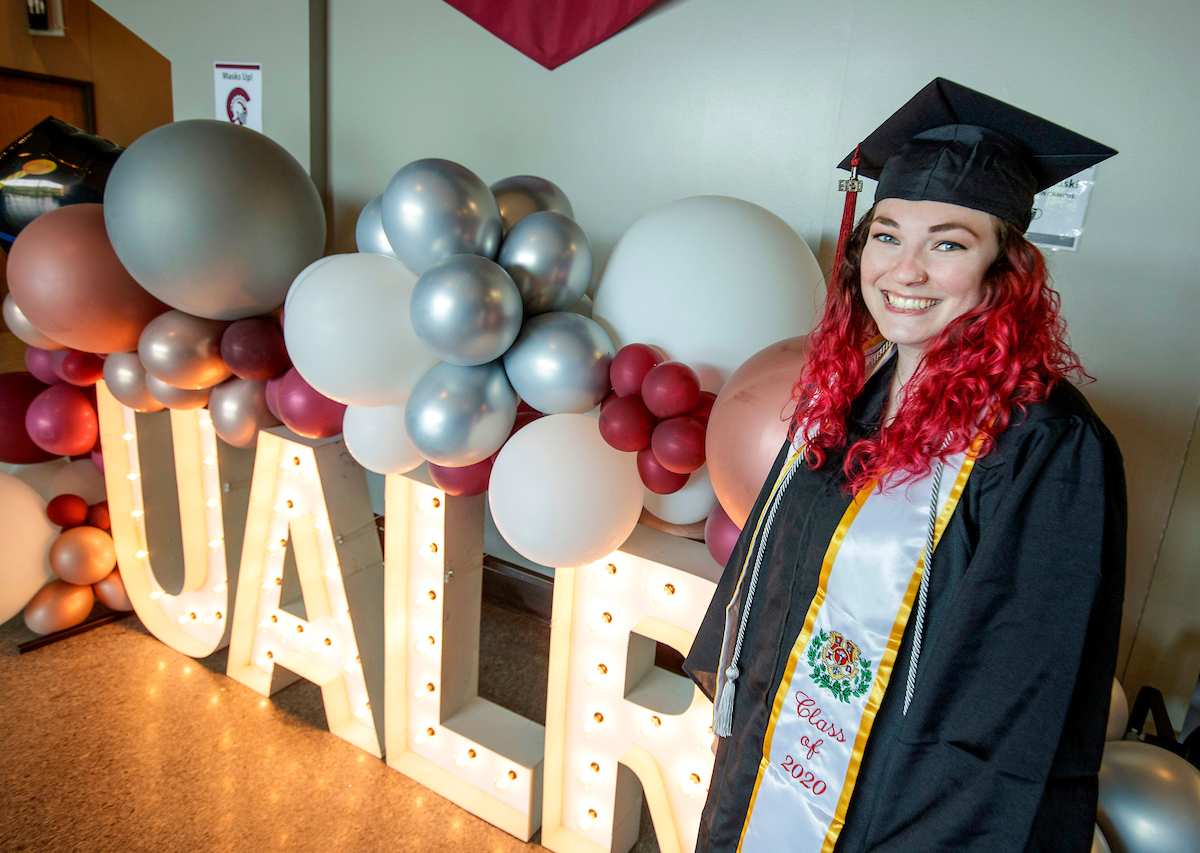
[[138, 310, 231, 390], [208, 377, 281, 449], [342, 401, 424, 475], [284, 253, 436, 407], [144, 374, 212, 410], [102, 352, 165, 413], [1098, 741, 1200, 853], [591, 195, 821, 392], [490, 174, 574, 236], [497, 211, 592, 315], [23, 578, 94, 635], [0, 472, 58, 625], [643, 463, 718, 525], [502, 312, 614, 414], [380, 159, 502, 275], [354, 195, 398, 258], [405, 360, 517, 467], [103, 119, 326, 320], [3, 295, 65, 350], [410, 255, 523, 366]]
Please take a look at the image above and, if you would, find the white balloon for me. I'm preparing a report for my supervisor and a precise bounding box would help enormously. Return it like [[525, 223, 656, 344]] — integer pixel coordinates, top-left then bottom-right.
[[0, 472, 59, 624], [643, 464, 718, 525], [284, 255, 338, 315], [591, 195, 822, 392], [343, 402, 424, 475], [1092, 825, 1111, 853], [10, 458, 107, 505], [283, 253, 437, 407], [490, 414, 642, 568], [1106, 678, 1129, 741]]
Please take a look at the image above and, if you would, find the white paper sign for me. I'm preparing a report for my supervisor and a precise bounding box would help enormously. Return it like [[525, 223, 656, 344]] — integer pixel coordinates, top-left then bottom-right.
[[214, 62, 262, 131], [1025, 166, 1096, 252]]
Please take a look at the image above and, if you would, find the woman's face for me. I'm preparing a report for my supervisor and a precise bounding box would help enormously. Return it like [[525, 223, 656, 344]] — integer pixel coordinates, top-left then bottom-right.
[[859, 198, 998, 357]]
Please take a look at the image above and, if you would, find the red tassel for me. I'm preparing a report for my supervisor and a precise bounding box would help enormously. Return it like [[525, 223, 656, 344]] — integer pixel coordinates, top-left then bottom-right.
[[830, 145, 862, 287]]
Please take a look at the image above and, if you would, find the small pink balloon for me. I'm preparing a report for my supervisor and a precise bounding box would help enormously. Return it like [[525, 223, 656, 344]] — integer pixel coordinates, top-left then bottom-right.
[[91, 449, 104, 474], [276, 368, 345, 439], [428, 457, 493, 497], [265, 375, 284, 421], [704, 503, 742, 567], [24, 347, 65, 385], [25, 383, 98, 457], [94, 568, 133, 611]]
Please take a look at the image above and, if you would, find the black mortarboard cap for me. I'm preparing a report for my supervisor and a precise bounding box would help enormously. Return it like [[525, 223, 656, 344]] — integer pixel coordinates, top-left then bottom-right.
[[837, 78, 1117, 230]]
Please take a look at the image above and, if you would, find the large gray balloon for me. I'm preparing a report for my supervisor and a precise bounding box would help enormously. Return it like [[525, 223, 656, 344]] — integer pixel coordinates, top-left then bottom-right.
[[404, 360, 517, 467], [502, 312, 614, 414], [103, 352, 165, 413], [410, 255, 523, 366], [1098, 741, 1200, 853], [103, 119, 325, 320], [490, 175, 574, 236], [145, 374, 212, 410], [209, 377, 281, 448], [138, 310, 231, 390], [497, 211, 593, 315], [380, 159, 502, 275], [354, 195, 398, 258]]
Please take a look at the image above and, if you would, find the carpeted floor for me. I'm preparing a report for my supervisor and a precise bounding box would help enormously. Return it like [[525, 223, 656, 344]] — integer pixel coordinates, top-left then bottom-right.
[[0, 601, 661, 853]]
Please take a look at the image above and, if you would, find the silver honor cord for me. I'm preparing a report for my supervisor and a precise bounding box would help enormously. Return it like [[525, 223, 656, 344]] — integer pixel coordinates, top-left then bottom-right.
[[902, 458, 945, 716]]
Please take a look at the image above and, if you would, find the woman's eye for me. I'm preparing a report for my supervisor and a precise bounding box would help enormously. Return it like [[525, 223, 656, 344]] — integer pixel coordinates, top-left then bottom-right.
[[872, 232, 898, 244], [934, 240, 966, 251]]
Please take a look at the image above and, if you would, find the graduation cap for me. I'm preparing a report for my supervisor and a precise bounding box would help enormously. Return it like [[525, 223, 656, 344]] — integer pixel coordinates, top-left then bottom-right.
[[829, 79, 1117, 279]]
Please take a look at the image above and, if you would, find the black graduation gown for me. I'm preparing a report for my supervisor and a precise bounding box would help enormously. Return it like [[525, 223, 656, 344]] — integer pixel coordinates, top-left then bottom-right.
[[683, 355, 1126, 853]]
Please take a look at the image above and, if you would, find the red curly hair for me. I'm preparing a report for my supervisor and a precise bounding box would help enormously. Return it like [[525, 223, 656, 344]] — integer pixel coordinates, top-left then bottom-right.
[[790, 204, 1088, 492]]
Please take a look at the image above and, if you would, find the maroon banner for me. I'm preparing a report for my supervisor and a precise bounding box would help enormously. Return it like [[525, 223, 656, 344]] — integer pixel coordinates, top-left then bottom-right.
[[443, 0, 660, 70]]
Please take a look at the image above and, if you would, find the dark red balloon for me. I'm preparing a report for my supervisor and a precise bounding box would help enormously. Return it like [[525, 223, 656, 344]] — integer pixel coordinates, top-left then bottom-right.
[[0, 372, 58, 464], [610, 343, 663, 397], [220, 318, 291, 381], [599, 391, 618, 414], [704, 503, 741, 567], [47, 493, 89, 528], [56, 350, 105, 386], [517, 400, 541, 416], [510, 410, 542, 438], [641, 361, 701, 419], [689, 391, 717, 428], [25, 383, 98, 456], [637, 446, 689, 495], [86, 501, 111, 531], [24, 347, 65, 386], [651, 416, 706, 474], [599, 394, 657, 452], [276, 368, 345, 439], [428, 458, 493, 497]]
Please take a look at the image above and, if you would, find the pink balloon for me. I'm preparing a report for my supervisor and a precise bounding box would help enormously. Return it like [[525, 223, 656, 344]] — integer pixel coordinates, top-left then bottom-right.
[[428, 457, 493, 497], [707, 335, 809, 528], [91, 449, 104, 474], [705, 503, 742, 567], [24, 347, 65, 385], [265, 374, 284, 421], [25, 383, 98, 457], [276, 368, 345, 439], [690, 391, 717, 427]]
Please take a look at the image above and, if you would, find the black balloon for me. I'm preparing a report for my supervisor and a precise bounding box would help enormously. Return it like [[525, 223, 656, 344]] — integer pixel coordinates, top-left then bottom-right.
[[0, 117, 122, 251]]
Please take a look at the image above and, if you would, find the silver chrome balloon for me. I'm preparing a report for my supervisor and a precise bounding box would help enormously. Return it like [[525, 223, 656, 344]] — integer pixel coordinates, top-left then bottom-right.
[[380, 159, 502, 275], [502, 312, 614, 414], [354, 195, 398, 258], [497, 211, 593, 316], [103, 352, 165, 413], [208, 377, 280, 448], [2, 295, 66, 350], [103, 119, 326, 320], [490, 175, 574, 236], [138, 310, 231, 390], [410, 255, 523, 366], [404, 360, 517, 467], [144, 374, 212, 410], [1098, 741, 1200, 853]]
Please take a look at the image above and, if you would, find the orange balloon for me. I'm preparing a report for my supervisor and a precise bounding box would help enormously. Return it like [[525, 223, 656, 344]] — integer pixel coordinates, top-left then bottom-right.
[[23, 579, 94, 635], [49, 525, 117, 585], [706, 336, 809, 528], [93, 568, 133, 611], [7, 203, 169, 353]]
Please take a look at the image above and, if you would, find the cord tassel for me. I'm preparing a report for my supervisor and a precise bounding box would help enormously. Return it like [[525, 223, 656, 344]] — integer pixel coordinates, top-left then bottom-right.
[[830, 145, 862, 287], [713, 663, 738, 737]]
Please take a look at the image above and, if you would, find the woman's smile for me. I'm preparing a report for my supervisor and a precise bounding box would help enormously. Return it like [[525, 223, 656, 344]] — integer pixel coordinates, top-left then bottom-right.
[[881, 290, 942, 312]]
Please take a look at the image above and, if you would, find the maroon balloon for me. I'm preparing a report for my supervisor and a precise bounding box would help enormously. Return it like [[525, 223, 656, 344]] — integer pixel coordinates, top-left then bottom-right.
[[47, 494, 89, 528], [56, 350, 105, 386], [610, 343, 663, 397], [704, 503, 742, 567], [26, 383, 98, 456], [0, 372, 56, 464], [637, 447, 689, 495], [87, 501, 111, 531], [517, 400, 541, 416], [24, 347, 65, 385], [641, 361, 701, 419], [265, 375, 284, 421], [276, 368, 345, 439], [510, 410, 542, 438], [651, 416, 706, 474], [428, 458, 493, 497], [689, 391, 717, 428], [599, 391, 618, 414], [220, 318, 291, 381], [599, 394, 657, 452]]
